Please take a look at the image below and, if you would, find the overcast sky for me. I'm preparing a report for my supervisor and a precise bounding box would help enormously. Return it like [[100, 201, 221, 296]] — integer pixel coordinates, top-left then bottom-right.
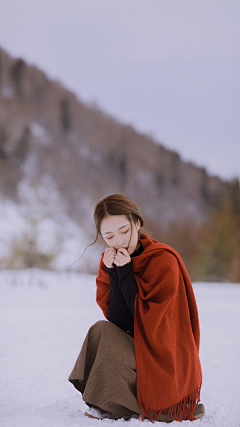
[[1, 0, 240, 181]]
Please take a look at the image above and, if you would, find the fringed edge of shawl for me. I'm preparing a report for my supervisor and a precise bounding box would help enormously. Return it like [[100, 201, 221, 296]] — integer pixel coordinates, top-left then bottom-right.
[[142, 384, 202, 422]]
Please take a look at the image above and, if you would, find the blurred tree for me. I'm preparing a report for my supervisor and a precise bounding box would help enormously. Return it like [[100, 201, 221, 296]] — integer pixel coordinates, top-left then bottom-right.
[[163, 220, 200, 277], [12, 125, 30, 165], [11, 58, 25, 97], [200, 168, 210, 203], [0, 128, 8, 160], [6, 178, 63, 270], [229, 178, 240, 216], [0, 48, 2, 89], [170, 152, 180, 187], [193, 185, 240, 282], [60, 98, 72, 133]]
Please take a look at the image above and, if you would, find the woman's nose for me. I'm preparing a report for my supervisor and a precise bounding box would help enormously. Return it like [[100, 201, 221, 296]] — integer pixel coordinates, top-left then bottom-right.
[[116, 237, 124, 246]]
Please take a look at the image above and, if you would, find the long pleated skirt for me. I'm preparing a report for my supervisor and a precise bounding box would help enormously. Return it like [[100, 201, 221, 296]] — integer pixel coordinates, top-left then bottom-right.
[[68, 320, 141, 417]]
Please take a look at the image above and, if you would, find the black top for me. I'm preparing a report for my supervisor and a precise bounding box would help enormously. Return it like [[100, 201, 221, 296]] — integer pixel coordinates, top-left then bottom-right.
[[106, 242, 143, 337]]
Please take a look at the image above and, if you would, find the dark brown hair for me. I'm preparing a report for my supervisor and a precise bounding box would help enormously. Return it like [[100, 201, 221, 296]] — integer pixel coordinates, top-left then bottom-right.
[[94, 194, 144, 237]]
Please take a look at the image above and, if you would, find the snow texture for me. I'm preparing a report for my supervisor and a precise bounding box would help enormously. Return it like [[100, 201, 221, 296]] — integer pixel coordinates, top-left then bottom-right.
[[0, 269, 240, 427]]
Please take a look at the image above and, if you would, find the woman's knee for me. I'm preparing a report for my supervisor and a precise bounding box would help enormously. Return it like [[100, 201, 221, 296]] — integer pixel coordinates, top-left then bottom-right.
[[88, 320, 109, 335], [88, 320, 121, 338]]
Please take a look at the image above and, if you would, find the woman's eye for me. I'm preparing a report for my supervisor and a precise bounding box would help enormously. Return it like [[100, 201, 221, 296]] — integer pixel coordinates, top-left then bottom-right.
[[106, 236, 113, 240], [121, 229, 129, 234]]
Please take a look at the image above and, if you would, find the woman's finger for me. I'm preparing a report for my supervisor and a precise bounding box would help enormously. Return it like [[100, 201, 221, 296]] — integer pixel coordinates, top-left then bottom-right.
[[114, 251, 131, 266]]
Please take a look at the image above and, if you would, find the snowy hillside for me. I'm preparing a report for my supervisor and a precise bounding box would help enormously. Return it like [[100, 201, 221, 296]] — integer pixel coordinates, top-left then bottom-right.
[[0, 269, 240, 427], [0, 177, 101, 272]]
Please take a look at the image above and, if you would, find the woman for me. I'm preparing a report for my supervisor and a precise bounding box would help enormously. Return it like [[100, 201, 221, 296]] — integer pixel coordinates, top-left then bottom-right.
[[69, 194, 205, 422]]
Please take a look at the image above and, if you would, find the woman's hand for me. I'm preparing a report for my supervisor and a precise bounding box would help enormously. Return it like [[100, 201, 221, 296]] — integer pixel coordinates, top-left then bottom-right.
[[114, 248, 131, 267], [103, 247, 117, 268]]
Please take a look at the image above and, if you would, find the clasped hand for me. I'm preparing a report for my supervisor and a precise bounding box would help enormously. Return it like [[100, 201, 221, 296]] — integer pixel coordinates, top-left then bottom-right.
[[103, 247, 131, 268]]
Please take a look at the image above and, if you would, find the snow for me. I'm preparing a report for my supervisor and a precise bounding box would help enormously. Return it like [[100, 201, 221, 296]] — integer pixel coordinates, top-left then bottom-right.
[[0, 269, 240, 427], [30, 122, 51, 145]]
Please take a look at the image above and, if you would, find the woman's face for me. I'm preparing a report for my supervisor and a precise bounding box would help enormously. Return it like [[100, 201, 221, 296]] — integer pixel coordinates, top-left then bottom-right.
[[100, 215, 140, 255]]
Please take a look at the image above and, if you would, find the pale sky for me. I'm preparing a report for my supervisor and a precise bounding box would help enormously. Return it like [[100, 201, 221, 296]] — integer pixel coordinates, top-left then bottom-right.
[[1, 0, 240, 181]]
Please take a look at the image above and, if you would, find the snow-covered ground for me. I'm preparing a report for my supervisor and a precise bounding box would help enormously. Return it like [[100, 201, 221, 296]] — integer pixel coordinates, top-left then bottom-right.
[[0, 269, 240, 427]]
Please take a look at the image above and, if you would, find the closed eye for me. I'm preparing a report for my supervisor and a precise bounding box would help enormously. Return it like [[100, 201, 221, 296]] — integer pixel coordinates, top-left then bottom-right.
[[105, 229, 129, 239]]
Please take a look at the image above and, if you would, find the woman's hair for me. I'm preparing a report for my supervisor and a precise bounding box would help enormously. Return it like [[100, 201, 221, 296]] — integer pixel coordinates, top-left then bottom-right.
[[94, 194, 144, 238]]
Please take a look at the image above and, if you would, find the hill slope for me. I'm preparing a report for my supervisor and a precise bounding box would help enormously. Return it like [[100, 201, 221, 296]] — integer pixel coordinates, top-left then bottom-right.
[[0, 47, 238, 278]]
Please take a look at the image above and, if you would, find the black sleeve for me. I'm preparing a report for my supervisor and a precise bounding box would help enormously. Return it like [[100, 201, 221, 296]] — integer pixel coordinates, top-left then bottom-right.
[[106, 267, 133, 332], [115, 262, 138, 316]]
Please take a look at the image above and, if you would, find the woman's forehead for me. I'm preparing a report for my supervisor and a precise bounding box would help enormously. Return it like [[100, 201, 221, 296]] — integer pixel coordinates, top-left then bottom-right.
[[100, 215, 130, 233]]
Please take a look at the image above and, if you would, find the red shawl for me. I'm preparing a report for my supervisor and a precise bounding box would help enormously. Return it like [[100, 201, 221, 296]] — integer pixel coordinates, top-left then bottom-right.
[[96, 234, 202, 421]]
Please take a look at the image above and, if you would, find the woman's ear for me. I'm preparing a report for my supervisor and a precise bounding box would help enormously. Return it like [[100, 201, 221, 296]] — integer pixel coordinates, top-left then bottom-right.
[[136, 219, 141, 230]]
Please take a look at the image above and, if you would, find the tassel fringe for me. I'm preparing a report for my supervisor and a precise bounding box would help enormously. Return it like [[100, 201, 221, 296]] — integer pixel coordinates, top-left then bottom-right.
[[142, 384, 201, 422]]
